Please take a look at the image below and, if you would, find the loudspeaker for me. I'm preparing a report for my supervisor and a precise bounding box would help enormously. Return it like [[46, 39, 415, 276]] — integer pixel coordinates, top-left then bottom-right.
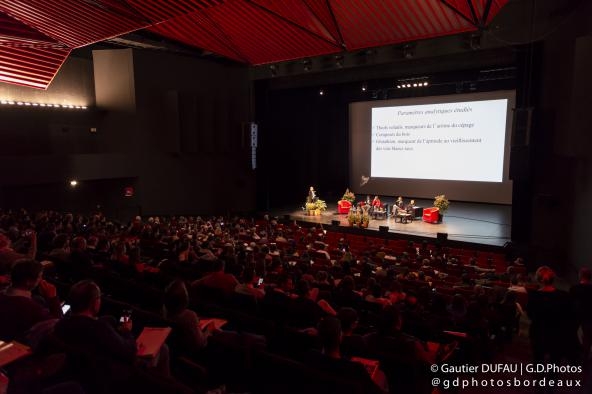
[[437, 232, 448, 241], [379, 226, 389, 233], [331, 220, 340, 226]]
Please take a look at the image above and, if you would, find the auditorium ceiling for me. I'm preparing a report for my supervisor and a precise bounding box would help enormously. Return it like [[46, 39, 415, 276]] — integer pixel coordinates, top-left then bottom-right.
[[0, 0, 508, 89]]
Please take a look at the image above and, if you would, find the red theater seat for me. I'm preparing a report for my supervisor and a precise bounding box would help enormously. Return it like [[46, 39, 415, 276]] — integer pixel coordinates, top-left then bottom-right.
[[338, 200, 352, 214], [422, 207, 440, 223]]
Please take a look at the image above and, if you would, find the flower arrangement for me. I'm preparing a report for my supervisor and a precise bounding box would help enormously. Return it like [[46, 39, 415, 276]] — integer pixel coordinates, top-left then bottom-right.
[[314, 199, 327, 211], [433, 194, 450, 214], [305, 202, 316, 212], [341, 188, 356, 204]]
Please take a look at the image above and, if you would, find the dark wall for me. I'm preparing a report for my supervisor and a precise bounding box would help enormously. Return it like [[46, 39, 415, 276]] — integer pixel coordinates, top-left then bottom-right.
[[526, 0, 592, 276], [131, 50, 255, 215], [0, 49, 255, 220]]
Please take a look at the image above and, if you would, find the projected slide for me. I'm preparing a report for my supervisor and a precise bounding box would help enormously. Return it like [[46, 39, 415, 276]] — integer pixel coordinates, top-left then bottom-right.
[[371, 99, 508, 182]]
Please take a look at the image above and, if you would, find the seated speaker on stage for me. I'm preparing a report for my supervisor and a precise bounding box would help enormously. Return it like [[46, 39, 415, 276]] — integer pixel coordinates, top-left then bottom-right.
[[405, 200, 416, 222], [372, 196, 382, 209], [391, 196, 404, 217]]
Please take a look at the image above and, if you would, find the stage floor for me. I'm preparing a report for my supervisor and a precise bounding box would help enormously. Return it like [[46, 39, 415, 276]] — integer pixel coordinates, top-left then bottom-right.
[[272, 198, 511, 247]]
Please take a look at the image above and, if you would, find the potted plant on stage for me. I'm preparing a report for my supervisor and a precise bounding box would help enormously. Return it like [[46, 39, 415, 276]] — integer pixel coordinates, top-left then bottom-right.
[[360, 211, 370, 228], [433, 194, 450, 223], [347, 207, 359, 226], [314, 199, 327, 216], [305, 202, 317, 216]]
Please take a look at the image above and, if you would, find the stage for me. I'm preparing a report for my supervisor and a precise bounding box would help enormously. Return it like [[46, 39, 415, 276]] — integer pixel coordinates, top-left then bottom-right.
[[272, 198, 511, 247]]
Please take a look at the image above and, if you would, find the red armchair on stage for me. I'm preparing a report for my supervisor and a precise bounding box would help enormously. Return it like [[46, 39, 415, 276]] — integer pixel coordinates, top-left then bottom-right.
[[422, 207, 440, 223], [338, 200, 352, 214]]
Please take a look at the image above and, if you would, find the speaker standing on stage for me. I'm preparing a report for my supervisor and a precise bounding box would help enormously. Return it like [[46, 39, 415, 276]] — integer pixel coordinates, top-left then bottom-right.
[[308, 186, 318, 203]]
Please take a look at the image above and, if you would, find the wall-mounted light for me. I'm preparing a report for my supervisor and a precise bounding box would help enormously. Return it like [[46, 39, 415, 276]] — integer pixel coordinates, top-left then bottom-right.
[[69, 180, 78, 187], [0, 100, 87, 109], [396, 77, 430, 89]]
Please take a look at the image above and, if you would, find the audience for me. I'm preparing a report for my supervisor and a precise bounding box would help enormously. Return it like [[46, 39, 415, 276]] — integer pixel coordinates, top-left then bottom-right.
[[1, 209, 590, 394]]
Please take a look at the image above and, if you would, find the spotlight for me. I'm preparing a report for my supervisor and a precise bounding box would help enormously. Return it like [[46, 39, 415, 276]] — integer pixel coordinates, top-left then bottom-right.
[[406, 84, 411, 88], [361, 83, 367, 92], [303, 59, 312, 72], [319, 89, 324, 96], [403, 44, 415, 59], [413, 83, 417, 87], [16, 102, 23, 105], [69, 180, 78, 187], [424, 82, 428, 86], [397, 85, 401, 89]]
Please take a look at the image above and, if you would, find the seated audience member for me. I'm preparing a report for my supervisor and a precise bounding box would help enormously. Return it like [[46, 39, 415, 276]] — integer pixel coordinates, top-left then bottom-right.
[[333, 275, 362, 309], [287, 279, 335, 329], [54, 280, 138, 365], [0, 259, 61, 342], [314, 270, 333, 292], [508, 275, 527, 294], [69, 236, 94, 273], [337, 307, 366, 358], [304, 316, 386, 394], [315, 243, 331, 260], [235, 268, 265, 300], [163, 280, 213, 356], [48, 234, 69, 264], [110, 242, 129, 265], [0, 232, 37, 274], [90, 238, 111, 266], [192, 259, 239, 296], [570, 267, 592, 359], [365, 306, 438, 366], [56, 281, 181, 394], [527, 266, 579, 362], [365, 284, 392, 307]]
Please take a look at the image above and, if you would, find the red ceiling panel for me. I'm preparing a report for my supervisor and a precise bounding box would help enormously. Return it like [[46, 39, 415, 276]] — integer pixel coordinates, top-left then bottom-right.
[[126, 0, 223, 23], [150, 10, 247, 62], [331, 0, 476, 50], [0, 0, 510, 89], [203, 0, 341, 64], [303, 0, 345, 46], [250, 0, 339, 45], [439, 0, 476, 24]]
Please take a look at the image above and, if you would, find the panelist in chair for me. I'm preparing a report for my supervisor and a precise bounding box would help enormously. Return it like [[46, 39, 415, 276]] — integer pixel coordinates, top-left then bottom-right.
[[405, 200, 415, 222]]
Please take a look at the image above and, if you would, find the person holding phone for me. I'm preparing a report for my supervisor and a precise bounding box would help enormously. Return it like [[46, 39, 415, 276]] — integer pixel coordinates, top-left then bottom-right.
[[234, 268, 265, 300]]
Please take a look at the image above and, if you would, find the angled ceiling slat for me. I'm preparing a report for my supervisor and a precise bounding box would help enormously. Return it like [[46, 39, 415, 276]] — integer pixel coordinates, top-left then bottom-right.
[[0, 0, 147, 48], [149, 10, 248, 63], [249, 0, 339, 45], [126, 0, 223, 23], [0, 44, 70, 88]]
